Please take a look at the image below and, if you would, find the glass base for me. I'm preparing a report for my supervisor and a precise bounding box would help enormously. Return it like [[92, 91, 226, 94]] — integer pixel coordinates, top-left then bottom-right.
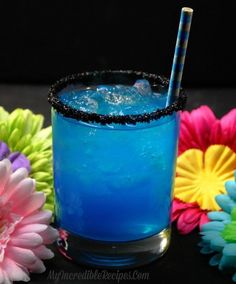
[[57, 228, 171, 269]]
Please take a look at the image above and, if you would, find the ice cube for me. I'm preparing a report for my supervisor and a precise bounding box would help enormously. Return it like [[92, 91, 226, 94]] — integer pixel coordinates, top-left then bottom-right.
[[77, 95, 98, 113], [96, 85, 113, 96], [96, 85, 120, 105], [99, 85, 136, 106], [133, 79, 152, 96]]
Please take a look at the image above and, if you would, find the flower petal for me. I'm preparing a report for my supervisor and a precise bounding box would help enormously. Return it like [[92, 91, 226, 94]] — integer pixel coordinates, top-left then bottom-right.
[[201, 221, 225, 232], [210, 120, 223, 145], [179, 106, 236, 166], [210, 235, 227, 252], [171, 199, 195, 222], [0, 159, 11, 195], [0, 141, 10, 160], [223, 243, 236, 256], [10, 232, 43, 248], [3, 178, 35, 204], [220, 109, 236, 152], [199, 212, 210, 228], [175, 145, 235, 211], [200, 246, 214, 254], [225, 180, 236, 201], [11, 192, 46, 217], [215, 194, 236, 214], [179, 106, 217, 155], [21, 210, 52, 225], [3, 167, 28, 195], [28, 258, 46, 273], [200, 230, 221, 240], [205, 145, 236, 178], [207, 211, 231, 222], [0, 106, 9, 120], [198, 193, 222, 211], [8, 152, 31, 173], [32, 246, 54, 259], [177, 209, 200, 234], [1, 257, 30, 282], [177, 219, 198, 234], [14, 224, 48, 234], [38, 226, 59, 244], [182, 208, 202, 224], [191, 106, 216, 151], [6, 246, 37, 266], [177, 148, 204, 173], [209, 253, 222, 266]]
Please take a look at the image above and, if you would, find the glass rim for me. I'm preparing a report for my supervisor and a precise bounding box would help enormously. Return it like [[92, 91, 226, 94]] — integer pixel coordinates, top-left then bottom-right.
[[48, 70, 186, 125]]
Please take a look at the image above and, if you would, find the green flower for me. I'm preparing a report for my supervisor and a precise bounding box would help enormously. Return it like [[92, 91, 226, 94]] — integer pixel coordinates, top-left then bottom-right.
[[0, 106, 54, 211]]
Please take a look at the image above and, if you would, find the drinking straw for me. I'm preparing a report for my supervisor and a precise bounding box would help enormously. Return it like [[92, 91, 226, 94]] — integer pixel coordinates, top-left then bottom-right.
[[166, 7, 193, 106]]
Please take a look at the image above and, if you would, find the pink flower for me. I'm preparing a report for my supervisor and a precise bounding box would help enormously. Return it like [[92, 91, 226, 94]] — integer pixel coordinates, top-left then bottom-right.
[[172, 199, 209, 234], [0, 159, 58, 283], [179, 106, 236, 155]]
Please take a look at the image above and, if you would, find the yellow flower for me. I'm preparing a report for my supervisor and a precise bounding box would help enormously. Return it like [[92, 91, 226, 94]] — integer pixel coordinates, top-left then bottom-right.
[[174, 145, 236, 211]]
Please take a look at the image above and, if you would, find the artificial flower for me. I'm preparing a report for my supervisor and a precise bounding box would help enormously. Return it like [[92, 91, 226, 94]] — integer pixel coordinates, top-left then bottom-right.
[[172, 144, 236, 234], [175, 145, 236, 211], [0, 106, 53, 211], [200, 172, 236, 282], [179, 106, 236, 155], [0, 159, 58, 284], [173, 106, 236, 234], [172, 198, 209, 234]]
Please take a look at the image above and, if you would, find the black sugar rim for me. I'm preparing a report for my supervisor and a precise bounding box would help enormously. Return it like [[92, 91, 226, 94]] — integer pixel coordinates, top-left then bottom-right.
[[48, 70, 186, 125]]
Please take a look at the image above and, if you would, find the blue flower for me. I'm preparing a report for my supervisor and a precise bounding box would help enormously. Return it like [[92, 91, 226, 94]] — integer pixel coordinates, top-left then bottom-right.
[[200, 172, 236, 282]]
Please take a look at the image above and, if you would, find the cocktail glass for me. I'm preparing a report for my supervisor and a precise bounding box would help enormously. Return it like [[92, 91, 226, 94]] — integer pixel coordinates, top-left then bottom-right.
[[48, 70, 186, 268]]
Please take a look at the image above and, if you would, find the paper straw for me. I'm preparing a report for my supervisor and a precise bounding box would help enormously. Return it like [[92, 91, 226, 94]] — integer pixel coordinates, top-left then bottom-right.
[[166, 7, 193, 106]]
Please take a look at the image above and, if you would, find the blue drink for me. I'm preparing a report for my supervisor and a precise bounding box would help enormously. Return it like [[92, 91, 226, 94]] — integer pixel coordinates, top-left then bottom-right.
[[49, 71, 185, 268]]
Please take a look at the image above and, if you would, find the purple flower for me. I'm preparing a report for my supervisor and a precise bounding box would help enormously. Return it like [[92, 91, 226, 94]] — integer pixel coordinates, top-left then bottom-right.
[[0, 141, 30, 172]]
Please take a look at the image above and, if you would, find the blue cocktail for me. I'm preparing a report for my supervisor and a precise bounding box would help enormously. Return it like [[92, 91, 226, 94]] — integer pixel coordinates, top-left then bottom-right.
[[48, 71, 186, 268]]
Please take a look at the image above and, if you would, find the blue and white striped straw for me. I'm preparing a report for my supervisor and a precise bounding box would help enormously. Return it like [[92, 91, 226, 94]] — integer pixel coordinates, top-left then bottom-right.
[[166, 7, 193, 106]]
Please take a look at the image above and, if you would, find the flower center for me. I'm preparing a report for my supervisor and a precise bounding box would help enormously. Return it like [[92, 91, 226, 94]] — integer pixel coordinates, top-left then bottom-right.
[[194, 170, 226, 210], [222, 221, 236, 243], [0, 210, 22, 263], [196, 170, 223, 194], [222, 208, 236, 243], [0, 220, 8, 262], [0, 223, 4, 234]]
